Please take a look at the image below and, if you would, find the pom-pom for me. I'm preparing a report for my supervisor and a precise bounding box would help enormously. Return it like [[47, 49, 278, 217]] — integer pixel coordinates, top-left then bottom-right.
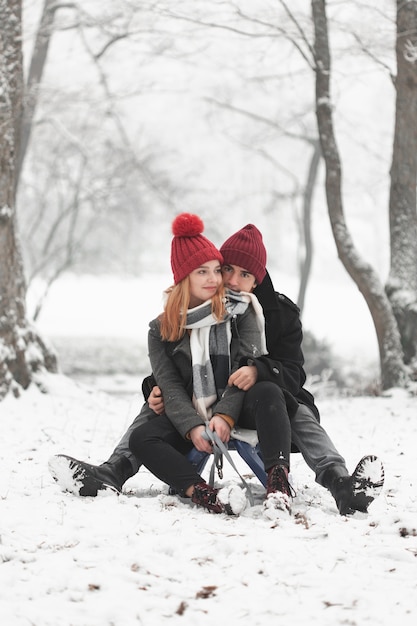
[[172, 213, 204, 237]]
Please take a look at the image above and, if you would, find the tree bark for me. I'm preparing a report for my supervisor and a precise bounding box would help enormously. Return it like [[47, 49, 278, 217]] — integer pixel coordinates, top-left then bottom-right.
[[386, 0, 417, 370], [311, 0, 407, 389], [0, 0, 57, 399], [297, 139, 321, 314], [15, 0, 57, 189]]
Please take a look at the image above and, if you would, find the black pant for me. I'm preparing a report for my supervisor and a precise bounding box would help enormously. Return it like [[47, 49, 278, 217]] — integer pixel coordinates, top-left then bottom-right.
[[129, 381, 291, 494], [129, 416, 202, 495], [239, 381, 291, 471]]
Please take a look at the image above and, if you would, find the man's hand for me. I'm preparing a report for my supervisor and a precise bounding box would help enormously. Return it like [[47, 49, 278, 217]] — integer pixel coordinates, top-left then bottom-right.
[[228, 364, 258, 391], [148, 385, 165, 414]]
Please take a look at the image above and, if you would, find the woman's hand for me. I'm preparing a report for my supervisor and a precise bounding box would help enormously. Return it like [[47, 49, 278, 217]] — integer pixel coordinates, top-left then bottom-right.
[[209, 415, 231, 443], [189, 425, 213, 453], [148, 385, 165, 415]]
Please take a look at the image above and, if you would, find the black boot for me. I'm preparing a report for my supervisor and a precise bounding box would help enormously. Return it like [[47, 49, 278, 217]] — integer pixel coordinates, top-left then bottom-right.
[[48, 454, 134, 496], [323, 455, 385, 516]]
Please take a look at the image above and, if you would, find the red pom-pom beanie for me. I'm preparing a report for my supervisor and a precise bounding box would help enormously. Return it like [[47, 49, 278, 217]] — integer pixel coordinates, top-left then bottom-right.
[[170, 213, 223, 284], [220, 224, 267, 285]]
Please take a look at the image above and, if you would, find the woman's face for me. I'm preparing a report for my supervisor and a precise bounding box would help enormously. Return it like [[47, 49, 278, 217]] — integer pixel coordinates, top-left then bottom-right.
[[188, 260, 223, 308]]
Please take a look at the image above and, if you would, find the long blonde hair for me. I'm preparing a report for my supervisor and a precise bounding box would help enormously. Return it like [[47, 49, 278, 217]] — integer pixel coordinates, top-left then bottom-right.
[[159, 278, 226, 342]]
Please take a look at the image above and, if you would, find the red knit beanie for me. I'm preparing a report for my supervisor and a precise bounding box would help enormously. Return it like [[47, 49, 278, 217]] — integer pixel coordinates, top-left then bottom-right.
[[171, 213, 223, 284], [220, 224, 267, 284]]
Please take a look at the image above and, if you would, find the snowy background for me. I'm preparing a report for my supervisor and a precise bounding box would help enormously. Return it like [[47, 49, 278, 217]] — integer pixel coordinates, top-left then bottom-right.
[[0, 373, 416, 626], [27, 270, 380, 380], [19, 0, 394, 379]]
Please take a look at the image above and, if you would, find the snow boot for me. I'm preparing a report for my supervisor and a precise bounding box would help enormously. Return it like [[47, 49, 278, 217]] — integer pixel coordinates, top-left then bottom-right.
[[263, 465, 294, 515], [48, 454, 134, 496], [190, 482, 245, 515], [324, 455, 385, 515]]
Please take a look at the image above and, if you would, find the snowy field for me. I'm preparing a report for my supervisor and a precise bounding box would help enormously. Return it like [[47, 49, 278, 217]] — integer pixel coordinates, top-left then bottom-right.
[[0, 372, 416, 626]]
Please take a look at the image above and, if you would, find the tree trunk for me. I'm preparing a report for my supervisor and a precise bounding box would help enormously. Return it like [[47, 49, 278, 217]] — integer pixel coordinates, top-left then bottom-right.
[[311, 0, 407, 390], [15, 0, 56, 190], [0, 0, 57, 400], [386, 0, 417, 373], [297, 139, 321, 314]]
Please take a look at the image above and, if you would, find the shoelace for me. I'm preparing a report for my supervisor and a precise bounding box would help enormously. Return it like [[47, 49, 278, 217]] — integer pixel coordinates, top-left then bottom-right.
[[193, 483, 216, 503], [192, 483, 224, 513], [268, 466, 296, 498]]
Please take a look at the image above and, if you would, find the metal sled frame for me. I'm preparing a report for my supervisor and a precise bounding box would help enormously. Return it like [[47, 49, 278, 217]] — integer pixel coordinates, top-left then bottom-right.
[[187, 438, 267, 487]]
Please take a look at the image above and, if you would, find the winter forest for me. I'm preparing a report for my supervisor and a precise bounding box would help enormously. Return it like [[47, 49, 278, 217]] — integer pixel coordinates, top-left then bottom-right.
[[1, 3, 417, 625]]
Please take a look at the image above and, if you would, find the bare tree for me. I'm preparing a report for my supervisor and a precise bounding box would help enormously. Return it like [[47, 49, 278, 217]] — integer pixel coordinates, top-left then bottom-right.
[[297, 139, 320, 314], [16, 0, 58, 188], [17, 1, 181, 318], [203, 92, 321, 314], [311, 0, 408, 389], [0, 0, 57, 399], [386, 0, 417, 370]]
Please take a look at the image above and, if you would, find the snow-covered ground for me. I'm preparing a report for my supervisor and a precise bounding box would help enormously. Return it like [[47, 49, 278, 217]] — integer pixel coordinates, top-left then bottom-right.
[[1, 372, 416, 626]]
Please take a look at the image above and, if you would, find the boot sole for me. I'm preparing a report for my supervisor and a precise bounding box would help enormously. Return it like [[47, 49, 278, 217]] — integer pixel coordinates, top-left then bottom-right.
[[48, 455, 120, 497], [347, 454, 385, 514]]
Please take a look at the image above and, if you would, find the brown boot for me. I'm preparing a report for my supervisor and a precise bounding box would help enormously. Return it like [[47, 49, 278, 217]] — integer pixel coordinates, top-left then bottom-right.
[[264, 465, 294, 516], [191, 482, 246, 515]]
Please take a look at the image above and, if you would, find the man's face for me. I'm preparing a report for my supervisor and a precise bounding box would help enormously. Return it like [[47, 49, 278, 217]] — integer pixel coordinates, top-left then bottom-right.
[[222, 264, 257, 293]]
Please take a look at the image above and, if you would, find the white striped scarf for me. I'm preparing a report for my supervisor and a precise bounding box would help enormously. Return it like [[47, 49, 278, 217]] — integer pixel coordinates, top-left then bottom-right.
[[185, 290, 266, 421]]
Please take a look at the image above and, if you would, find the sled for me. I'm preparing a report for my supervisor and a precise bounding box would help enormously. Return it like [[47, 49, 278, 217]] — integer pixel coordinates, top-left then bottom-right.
[[187, 435, 267, 487]]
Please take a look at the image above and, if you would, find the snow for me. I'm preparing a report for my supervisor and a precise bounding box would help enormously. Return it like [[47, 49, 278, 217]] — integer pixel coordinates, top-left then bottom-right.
[[1, 373, 416, 626], [404, 40, 417, 63]]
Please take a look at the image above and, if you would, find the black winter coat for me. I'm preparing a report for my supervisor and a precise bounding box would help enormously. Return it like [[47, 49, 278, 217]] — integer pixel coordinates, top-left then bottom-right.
[[250, 271, 319, 422]]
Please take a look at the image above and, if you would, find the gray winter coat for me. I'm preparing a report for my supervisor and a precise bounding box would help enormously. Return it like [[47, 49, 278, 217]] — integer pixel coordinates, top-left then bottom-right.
[[146, 304, 264, 439]]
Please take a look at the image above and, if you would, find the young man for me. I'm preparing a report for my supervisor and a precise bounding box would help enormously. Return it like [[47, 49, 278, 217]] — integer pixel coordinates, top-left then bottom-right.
[[49, 225, 384, 515]]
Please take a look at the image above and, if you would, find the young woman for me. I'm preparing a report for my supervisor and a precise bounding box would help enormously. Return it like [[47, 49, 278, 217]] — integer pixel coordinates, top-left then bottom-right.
[[128, 212, 267, 515]]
